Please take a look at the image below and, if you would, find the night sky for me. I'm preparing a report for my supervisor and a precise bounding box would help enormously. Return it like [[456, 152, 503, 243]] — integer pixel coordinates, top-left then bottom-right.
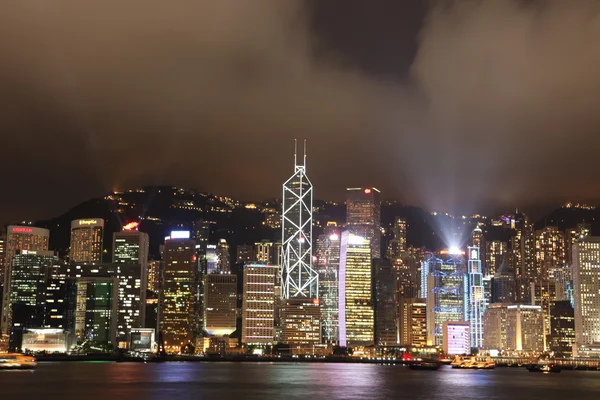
[[2, 0, 600, 226]]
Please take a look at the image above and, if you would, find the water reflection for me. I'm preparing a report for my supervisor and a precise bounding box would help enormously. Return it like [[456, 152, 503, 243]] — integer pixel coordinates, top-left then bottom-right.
[[1, 363, 600, 400]]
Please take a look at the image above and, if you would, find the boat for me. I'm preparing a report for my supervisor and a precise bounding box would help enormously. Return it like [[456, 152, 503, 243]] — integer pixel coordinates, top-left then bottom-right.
[[470, 356, 496, 369], [525, 357, 560, 373], [0, 353, 37, 370], [451, 355, 471, 368], [409, 359, 442, 371]]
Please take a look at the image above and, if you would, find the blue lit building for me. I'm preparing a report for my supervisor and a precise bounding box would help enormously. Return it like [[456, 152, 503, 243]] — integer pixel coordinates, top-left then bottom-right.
[[426, 250, 465, 346]]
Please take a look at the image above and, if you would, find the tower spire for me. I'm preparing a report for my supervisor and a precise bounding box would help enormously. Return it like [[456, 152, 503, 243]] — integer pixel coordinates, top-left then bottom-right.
[[303, 139, 307, 168], [294, 138, 297, 167]]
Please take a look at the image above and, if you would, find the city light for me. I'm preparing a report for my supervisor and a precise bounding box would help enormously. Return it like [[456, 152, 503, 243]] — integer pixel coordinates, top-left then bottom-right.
[[170, 230, 190, 239], [123, 222, 139, 231], [449, 246, 462, 255]]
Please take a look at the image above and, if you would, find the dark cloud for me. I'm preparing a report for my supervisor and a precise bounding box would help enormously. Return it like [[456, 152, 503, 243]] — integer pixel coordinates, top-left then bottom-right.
[[1, 1, 600, 225]]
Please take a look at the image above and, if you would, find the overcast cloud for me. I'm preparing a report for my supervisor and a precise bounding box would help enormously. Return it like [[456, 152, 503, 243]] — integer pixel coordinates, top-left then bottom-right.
[[1, 0, 600, 224]]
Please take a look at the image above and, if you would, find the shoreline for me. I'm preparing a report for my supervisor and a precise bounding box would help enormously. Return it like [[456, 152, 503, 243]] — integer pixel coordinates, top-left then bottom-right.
[[30, 354, 600, 371]]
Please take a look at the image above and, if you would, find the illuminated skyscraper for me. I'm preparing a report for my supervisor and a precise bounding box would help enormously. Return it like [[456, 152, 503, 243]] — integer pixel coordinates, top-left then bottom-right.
[[70, 219, 104, 263], [280, 298, 321, 345], [1, 226, 50, 339], [399, 298, 427, 346], [512, 217, 536, 304], [535, 226, 566, 280], [572, 237, 600, 347], [204, 274, 237, 337], [3, 250, 57, 348], [255, 241, 279, 264], [52, 261, 147, 344], [485, 240, 507, 277], [346, 187, 381, 259], [339, 232, 373, 346], [242, 264, 276, 345], [426, 250, 465, 346], [206, 244, 219, 274], [159, 232, 197, 353], [281, 140, 316, 299], [465, 246, 484, 348], [483, 304, 544, 353], [113, 228, 149, 266], [393, 217, 407, 253], [315, 230, 340, 344], [566, 223, 590, 264], [471, 227, 483, 249]]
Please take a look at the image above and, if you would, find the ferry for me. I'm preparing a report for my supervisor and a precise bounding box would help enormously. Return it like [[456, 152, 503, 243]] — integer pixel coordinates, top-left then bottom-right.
[[450, 355, 471, 368], [0, 353, 38, 370], [469, 356, 496, 369]]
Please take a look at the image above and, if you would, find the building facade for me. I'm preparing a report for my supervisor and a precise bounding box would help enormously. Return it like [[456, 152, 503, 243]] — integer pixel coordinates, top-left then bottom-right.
[[572, 237, 600, 346], [159, 234, 197, 353], [339, 232, 373, 347], [204, 274, 237, 337], [426, 250, 465, 346], [346, 187, 381, 259], [241, 264, 276, 345], [70, 219, 104, 263], [399, 298, 427, 346], [374, 259, 397, 346], [315, 231, 340, 344]]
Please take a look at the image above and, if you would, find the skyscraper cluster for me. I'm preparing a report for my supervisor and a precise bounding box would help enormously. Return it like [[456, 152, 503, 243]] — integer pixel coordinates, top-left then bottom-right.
[[0, 147, 599, 360]]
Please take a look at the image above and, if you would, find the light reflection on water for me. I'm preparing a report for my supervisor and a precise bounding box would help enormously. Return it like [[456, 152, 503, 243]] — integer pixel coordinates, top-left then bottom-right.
[[0, 363, 599, 400]]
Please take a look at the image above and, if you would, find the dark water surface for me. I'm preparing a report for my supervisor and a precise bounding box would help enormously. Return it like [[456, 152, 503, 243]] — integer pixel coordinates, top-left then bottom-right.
[[1, 362, 599, 400]]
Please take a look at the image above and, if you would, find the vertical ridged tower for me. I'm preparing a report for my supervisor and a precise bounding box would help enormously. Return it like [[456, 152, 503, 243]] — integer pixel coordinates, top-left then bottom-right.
[[281, 140, 317, 299]]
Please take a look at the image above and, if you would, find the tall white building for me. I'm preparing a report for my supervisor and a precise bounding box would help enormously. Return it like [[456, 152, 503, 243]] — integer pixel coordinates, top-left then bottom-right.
[[572, 237, 600, 346], [280, 140, 316, 299], [466, 246, 485, 348], [242, 264, 276, 345]]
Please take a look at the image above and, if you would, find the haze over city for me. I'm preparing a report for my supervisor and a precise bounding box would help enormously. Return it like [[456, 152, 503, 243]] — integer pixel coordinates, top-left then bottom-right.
[[3, 1, 600, 226]]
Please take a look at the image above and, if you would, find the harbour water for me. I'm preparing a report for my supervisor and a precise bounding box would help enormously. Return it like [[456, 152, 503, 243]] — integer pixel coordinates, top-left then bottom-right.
[[1, 362, 600, 400]]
